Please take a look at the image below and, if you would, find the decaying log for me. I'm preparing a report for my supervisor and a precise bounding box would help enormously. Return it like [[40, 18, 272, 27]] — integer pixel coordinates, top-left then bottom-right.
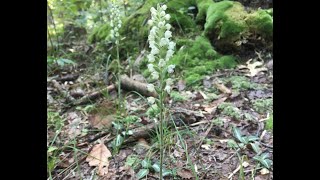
[[70, 74, 157, 106], [120, 74, 157, 97]]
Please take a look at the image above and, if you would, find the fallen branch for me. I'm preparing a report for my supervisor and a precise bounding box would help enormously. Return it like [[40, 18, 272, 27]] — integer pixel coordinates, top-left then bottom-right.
[[71, 74, 157, 106], [214, 82, 232, 95], [72, 84, 115, 106], [56, 74, 79, 82], [120, 74, 157, 97]]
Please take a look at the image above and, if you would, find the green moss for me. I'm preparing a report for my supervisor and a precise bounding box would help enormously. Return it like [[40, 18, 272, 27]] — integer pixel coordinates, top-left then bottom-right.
[[201, 1, 273, 50], [227, 76, 261, 90], [195, 0, 214, 23], [204, 1, 248, 42], [212, 117, 224, 127], [246, 9, 273, 38], [214, 55, 237, 69], [218, 102, 242, 120], [170, 91, 188, 102], [146, 104, 160, 118], [185, 74, 203, 86], [167, 36, 237, 86], [252, 98, 273, 114], [265, 114, 273, 131]]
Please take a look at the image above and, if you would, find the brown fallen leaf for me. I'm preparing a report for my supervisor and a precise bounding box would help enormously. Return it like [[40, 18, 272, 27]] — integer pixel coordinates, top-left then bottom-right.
[[177, 169, 194, 179], [86, 142, 112, 176], [89, 114, 115, 129]]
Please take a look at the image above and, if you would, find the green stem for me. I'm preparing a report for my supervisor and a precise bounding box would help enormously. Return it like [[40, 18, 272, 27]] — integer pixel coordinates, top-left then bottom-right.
[[116, 40, 122, 113], [159, 72, 164, 179]]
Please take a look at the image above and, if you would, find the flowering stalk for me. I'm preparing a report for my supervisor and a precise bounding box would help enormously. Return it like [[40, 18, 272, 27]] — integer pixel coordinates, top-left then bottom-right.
[[110, 2, 123, 112], [146, 4, 176, 179]]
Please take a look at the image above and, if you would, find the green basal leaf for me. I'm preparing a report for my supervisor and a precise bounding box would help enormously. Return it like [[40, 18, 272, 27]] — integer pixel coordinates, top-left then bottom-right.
[[136, 169, 149, 179]]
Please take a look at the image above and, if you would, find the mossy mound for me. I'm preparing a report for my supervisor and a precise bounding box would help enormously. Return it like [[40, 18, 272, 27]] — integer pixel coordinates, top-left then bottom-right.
[[246, 9, 273, 39], [196, 0, 217, 25], [202, 1, 273, 52], [168, 36, 237, 86]]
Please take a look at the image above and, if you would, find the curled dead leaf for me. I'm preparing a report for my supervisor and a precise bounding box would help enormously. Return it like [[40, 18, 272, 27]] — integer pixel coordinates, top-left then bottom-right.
[[86, 142, 112, 176], [177, 169, 194, 179], [89, 114, 115, 129]]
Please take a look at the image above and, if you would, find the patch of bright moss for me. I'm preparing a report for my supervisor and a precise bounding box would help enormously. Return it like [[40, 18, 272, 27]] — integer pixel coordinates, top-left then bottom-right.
[[246, 9, 273, 39], [185, 74, 202, 86], [218, 102, 242, 120], [167, 36, 237, 86], [252, 98, 273, 114], [265, 114, 273, 131], [195, 0, 214, 23], [227, 76, 261, 90], [201, 1, 273, 50], [146, 104, 160, 118], [204, 1, 248, 42], [170, 91, 188, 102]]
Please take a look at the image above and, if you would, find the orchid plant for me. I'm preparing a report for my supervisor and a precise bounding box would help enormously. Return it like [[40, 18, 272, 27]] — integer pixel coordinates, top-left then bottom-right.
[[145, 4, 176, 179], [109, 1, 123, 111]]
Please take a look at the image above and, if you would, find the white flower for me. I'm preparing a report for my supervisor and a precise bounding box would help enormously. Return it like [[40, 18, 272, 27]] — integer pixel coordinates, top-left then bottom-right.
[[165, 24, 171, 30], [166, 78, 173, 86], [147, 97, 156, 104], [167, 64, 175, 73], [147, 54, 155, 62], [160, 11, 165, 16], [161, 4, 167, 11], [118, 24, 121, 28], [150, 7, 157, 13], [168, 41, 175, 50], [147, 64, 154, 72], [147, 84, 155, 92], [158, 21, 165, 27], [151, 71, 159, 80], [165, 14, 171, 20], [110, 22, 114, 27], [147, 20, 153, 26], [160, 38, 169, 47], [151, 47, 159, 55], [164, 85, 171, 94], [149, 40, 156, 48], [115, 32, 119, 37], [164, 30, 172, 38], [150, 27, 157, 36], [158, 59, 166, 67], [166, 49, 174, 60], [114, 27, 118, 31], [148, 34, 155, 41]]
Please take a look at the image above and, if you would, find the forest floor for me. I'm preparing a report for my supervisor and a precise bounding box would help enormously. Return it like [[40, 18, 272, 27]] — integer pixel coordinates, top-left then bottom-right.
[[47, 48, 273, 180]]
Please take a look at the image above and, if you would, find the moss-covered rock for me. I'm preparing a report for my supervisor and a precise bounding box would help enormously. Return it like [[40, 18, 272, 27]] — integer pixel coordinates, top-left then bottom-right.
[[201, 1, 273, 52], [204, 1, 248, 49], [246, 9, 273, 39], [195, 0, 214, 24]]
